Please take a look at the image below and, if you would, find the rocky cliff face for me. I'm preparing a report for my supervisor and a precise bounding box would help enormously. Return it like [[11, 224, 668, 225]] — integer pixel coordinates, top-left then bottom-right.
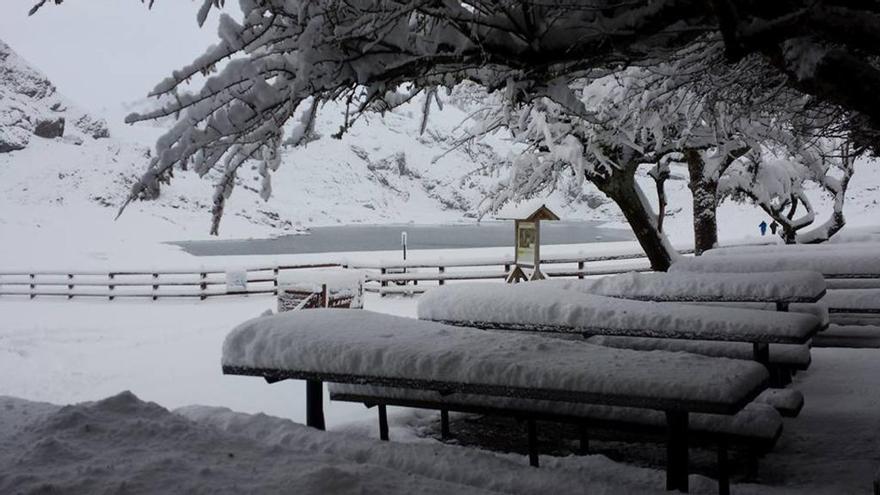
[[0, 38, 109, 153]]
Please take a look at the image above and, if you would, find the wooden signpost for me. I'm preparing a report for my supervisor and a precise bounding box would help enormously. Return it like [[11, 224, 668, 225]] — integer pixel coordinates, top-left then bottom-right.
[[497, 201, 559, 283]]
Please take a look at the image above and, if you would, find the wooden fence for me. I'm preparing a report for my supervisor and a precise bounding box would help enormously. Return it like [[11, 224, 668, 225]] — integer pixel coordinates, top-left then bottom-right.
[[0, 250, 677, 301], [0, 263, 340, 300], [352, 251, 666, 295]]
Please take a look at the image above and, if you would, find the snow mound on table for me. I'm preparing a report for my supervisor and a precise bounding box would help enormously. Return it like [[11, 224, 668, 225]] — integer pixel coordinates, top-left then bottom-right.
[[823, 289, 880, 311], [0, 392, 675, 494], [586, 336, 811, 366], [222, 309, 768, 406], [417, 284, 819, 343], [670, 248, 880, 276], [530, 271, 826, 302], [705, 241, 880, 257]]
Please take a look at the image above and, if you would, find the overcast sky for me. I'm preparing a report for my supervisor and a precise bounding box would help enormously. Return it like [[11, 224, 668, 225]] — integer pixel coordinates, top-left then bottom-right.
[[0, 0, 221, 113]]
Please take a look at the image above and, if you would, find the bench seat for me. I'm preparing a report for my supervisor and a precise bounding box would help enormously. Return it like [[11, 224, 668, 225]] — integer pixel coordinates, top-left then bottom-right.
[[418, 284, 822, 345], [753, 389, 804, 418], [531, 271, 826, 303], [585, 336, 810, 368], [329, 383, 783, 451]]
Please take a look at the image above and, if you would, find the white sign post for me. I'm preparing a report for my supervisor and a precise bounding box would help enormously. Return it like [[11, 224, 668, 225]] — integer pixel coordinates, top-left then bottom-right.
[[401, 231, 408, 261], [225, 269, 248, 294]]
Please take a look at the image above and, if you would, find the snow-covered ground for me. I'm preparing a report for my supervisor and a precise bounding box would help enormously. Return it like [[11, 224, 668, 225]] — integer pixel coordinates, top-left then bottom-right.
[[2, 3, 879, 493], [1, 294, 878, 493]]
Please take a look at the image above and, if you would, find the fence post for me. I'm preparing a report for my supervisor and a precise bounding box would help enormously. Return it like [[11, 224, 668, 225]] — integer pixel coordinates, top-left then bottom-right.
[[67, 274, 74, 300], [152, 273, 159, 301], [30, 273, 35, 300], [273, 267, 279, 296], [321, 283, 328, 308], [438, 266, 445, 286], [200, 272, 207, 301], [578, 261, 585, 279], [380, 268, 388, 288], [108, 273, 115, 301]]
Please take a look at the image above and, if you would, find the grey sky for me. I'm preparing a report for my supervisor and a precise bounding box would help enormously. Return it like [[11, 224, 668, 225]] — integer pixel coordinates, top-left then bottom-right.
[[0, 0, 221, 113]]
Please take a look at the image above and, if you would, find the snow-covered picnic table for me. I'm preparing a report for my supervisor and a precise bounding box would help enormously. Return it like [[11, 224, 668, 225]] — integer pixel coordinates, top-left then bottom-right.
[[417, 284, 821, 366], [222, 309, 769, 492], [671, 248, 880, 279], [530, 271, 826, 306], [823, 289, 880, 314]]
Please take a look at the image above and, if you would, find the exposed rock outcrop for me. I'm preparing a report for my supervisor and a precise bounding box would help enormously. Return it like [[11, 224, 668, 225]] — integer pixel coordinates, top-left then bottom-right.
[[0, 38, 109, 153]]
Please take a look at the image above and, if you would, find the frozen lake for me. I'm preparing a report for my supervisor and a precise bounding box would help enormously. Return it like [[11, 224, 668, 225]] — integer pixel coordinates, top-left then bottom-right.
[[174, 221, 634, 256]]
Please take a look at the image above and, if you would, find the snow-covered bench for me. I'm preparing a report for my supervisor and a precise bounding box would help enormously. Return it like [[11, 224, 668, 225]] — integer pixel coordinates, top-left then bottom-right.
[[525, 272, 825, 387], [672, 248, 880, 290], [821, 289, 880, 325], [330, 383, 781, 494], [531, 270, 826, 309], [222, 309, 769, 493], [417, 284, 822, 368]]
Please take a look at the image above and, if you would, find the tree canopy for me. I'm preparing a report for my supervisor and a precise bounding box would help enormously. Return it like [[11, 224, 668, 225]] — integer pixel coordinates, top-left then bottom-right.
[[30, 0, 880, 264]]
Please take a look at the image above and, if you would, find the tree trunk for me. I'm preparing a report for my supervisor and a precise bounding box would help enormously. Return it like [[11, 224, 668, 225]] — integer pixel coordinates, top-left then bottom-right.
[[595, 169, 674, 271], [685, 149, 719, 255]]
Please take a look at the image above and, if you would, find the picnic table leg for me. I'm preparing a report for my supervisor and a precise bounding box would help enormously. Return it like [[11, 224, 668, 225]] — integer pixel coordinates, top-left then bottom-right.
[[578, 424, 590, 455], [752, 342, 770, 365], [665, 411, 689, 492], [717, 439, 730, 495], [306, 380, 325, 430], [378, 404, 389, 441], [440, 409, 451, 440], [527, 419, 540, 467]]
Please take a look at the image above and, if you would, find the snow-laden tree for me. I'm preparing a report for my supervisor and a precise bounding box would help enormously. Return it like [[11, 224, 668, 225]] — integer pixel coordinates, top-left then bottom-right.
[[470, 74, 688, 270], [32, 0, 880, 141], [28, 0, 878, 259], [719, 141, 856, 244]]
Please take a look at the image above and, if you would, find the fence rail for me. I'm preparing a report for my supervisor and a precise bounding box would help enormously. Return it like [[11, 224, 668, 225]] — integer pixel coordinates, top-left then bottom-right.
[[0, 251, 672, 301], [0, 263, 340, 300]]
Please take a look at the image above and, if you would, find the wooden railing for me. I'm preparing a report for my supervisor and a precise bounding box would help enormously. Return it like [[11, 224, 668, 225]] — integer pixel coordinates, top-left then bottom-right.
[[0, 249, 692, 301], [0, 263, 340, 300], [346, 251, 679, 295]]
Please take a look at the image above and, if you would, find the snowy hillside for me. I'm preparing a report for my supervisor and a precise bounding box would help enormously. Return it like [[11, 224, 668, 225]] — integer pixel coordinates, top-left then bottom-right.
[[0, 39, 108, 152]]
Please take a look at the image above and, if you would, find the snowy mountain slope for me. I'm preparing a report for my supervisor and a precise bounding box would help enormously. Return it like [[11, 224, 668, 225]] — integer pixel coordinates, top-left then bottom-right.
[[0, 39, 108, 153]]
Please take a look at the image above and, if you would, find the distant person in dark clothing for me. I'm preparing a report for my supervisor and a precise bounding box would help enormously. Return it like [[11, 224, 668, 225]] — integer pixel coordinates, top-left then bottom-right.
[[770, 221, 779, 235], [759, 220, 768, 236]]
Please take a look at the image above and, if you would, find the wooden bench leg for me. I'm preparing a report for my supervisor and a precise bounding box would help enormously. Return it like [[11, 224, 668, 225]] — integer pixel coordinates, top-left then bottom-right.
[[753, 342, 770, 365], [717, 439, 730, 495], [378, 404, 389, 441], [527, 419, 539, 467], [666, 411, 689, 492], [440, 409, 450, 440], [306, 380, 325, 430], [745, 447, 759, 481], [578, 424, 590, 455]]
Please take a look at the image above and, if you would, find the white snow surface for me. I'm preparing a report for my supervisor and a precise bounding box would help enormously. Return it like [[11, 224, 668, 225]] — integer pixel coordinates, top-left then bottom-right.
[[0, 391, 670, 494], [222, 309, 768, 407], [529, 270, 826, 302], [417, 283, 820, 343], [670, 247, 880, 276]]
